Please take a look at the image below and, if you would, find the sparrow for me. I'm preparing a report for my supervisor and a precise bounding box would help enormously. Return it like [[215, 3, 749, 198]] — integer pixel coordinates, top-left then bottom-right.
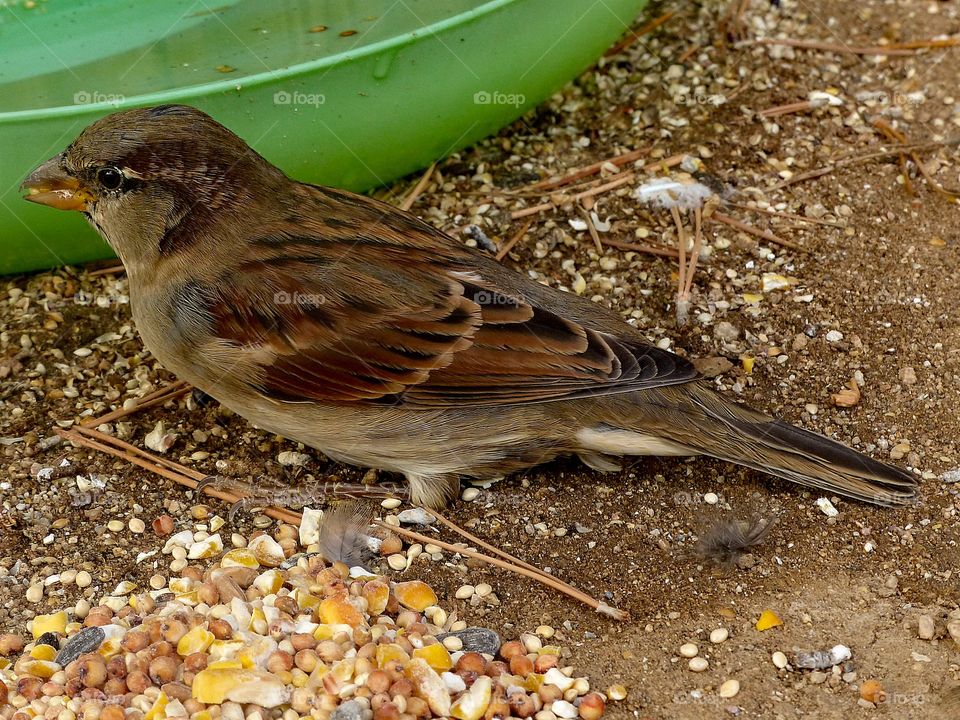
[[22, 105, 916, 509]]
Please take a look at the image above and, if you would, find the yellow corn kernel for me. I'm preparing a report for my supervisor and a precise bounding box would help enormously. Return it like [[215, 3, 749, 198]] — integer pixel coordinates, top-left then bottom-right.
[[375, 643, 411, 668], [318, 596, 363, 627], [143, 691, 168, 720], [253, 569, 283, 595], [362, 580, 390, 616], [755, 609, 783, 631], [221, 549, 260, 569], [177, 626, 214, 656], [32, 612, 67, 639], [412, 643, 453, 672], [30, 645, 57, 662], [393, 581, 437, 612]]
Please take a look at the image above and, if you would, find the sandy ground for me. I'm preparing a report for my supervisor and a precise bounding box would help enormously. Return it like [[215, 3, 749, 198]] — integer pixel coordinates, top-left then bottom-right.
[[2, 0, 960, 718]]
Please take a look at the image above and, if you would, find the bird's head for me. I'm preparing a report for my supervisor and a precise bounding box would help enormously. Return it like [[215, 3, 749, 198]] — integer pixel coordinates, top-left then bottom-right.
[[22, 104, 285, 271]]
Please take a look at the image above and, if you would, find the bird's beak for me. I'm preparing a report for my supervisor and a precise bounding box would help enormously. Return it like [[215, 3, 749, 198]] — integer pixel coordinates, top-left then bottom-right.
[[21, 155, 93, 212]]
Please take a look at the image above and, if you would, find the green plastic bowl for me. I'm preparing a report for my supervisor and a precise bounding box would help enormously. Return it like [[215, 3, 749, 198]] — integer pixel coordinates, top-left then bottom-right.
[[0, 0, 647, 275]]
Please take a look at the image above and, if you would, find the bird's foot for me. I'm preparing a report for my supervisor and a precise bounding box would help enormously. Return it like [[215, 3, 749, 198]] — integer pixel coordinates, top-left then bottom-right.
[[195, 475, 408, 520], [405, 474, 461, 509]]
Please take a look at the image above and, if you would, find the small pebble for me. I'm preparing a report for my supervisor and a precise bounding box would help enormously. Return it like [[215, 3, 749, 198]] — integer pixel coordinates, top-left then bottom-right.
[[438, 627, 501, 656], [917, 615, 935, 640], [26, 584, 43, 603], [461, 488, 481, 502]]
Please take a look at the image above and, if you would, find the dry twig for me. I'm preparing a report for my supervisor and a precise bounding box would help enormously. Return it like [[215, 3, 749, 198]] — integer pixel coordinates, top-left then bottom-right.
[[399, 163, 436, 211], [495, 219, 533, 261], [605, 11, 676, 57], [86, 263, 125, 278], [710, 211, 804, 251], [747, 38, 918, 56], [81, 380, 191, 427]]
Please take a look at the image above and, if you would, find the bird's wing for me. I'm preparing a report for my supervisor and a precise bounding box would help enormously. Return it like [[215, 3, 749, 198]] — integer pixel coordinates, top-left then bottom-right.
[[202, 185, 698, 407]]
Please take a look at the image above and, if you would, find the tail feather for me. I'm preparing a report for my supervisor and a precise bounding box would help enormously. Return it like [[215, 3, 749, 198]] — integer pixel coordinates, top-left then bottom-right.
[[707, 413, 917, 506], [583, 384, 918, 506]]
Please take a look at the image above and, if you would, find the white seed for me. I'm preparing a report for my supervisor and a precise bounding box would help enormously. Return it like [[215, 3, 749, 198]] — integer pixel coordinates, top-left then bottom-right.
[[536, 625, 556, 639], [772, 651, 789, 669], [107, 520, 124, 533], [521, 633, 542, 653], [474, 583, 492, 598], [74, 599, 91, 619], [718, 679, 740, 698], [442, 636, 463, 651], [709, 628, 729, 644], [607, 685, 627, 701], [387, 554, 407, 571], [455, 585, 475, 599], [129, 518, 146, 534], [679, 643, 699, 658], [461, 488, 481, 502], [703, 492, 719, 505], [75, 571, 92, 588], [688, 657, 709, 672], [381, 498, 402, 510]]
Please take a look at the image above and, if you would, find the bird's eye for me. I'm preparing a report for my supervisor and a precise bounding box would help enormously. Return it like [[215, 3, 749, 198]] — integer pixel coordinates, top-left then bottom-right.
[[97, 167, 124, 190]]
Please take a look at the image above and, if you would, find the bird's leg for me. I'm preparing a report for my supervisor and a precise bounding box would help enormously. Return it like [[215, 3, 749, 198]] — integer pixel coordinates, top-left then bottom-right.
[[683, 207, 704, 299], [671, 205, 691, 325]]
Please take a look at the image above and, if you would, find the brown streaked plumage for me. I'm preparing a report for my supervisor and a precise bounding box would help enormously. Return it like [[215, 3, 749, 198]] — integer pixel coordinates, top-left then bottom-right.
[[22, 105, 917, 508]]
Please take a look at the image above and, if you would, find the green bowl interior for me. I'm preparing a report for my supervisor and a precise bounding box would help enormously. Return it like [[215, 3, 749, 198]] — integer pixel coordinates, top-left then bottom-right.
[[1, 0, 492, 114]]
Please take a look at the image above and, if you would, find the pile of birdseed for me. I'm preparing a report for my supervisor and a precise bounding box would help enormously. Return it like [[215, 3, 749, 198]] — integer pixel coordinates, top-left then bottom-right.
[[0, 518, 611, 720]]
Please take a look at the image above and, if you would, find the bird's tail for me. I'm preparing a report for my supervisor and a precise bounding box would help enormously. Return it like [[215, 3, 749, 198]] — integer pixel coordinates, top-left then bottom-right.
[[577, 383, 918, 506]]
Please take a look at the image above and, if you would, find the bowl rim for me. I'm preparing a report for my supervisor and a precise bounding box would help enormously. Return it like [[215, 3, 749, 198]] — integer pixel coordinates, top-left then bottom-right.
[[0, 0, 516, 124]]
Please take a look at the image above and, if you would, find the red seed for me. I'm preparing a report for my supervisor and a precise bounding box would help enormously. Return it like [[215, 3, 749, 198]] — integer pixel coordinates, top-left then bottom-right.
[[152, 515, 174, 536]]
